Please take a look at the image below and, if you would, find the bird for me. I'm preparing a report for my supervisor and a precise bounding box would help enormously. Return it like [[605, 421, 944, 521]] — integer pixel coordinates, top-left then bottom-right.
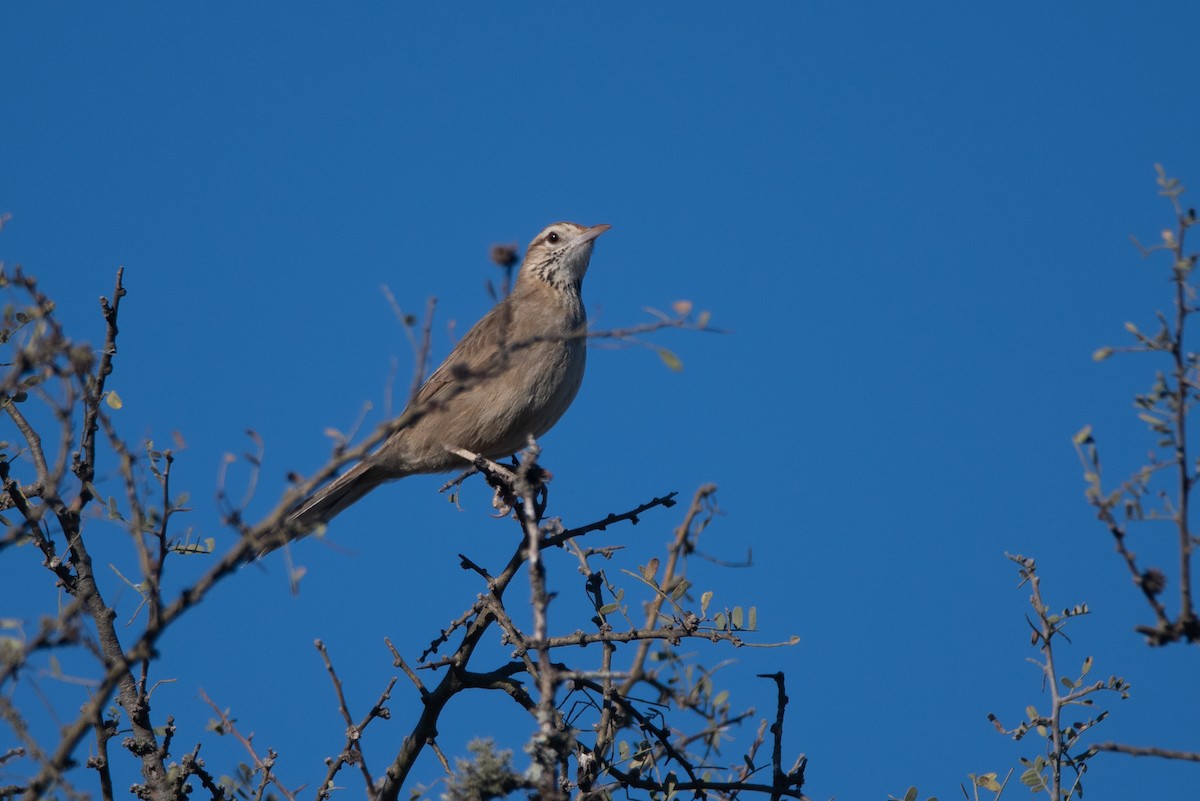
[[279, 220, 611, 544]]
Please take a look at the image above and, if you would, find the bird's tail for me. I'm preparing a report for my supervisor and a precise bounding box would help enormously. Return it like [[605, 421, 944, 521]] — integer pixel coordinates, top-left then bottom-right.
[[257, 462, 389, 557]]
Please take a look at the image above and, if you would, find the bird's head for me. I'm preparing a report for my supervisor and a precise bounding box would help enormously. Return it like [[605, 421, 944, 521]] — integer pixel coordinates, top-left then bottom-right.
[[518, 221, 612, 293]]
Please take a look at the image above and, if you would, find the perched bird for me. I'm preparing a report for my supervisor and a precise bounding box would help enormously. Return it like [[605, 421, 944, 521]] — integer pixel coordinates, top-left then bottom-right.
[[283, 221, 611, 539]]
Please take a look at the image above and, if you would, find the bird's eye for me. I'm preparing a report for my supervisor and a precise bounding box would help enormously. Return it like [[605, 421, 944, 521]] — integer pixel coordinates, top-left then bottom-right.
[[547, 231, 560, 245]]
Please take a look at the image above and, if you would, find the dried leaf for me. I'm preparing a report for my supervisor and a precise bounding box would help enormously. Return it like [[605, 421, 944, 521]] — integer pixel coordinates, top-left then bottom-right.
[[977, 773, 1001, 792]]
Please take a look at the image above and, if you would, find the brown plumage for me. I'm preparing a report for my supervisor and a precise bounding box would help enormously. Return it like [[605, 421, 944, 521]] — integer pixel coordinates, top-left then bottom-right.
[[281, 221, 610, 542]]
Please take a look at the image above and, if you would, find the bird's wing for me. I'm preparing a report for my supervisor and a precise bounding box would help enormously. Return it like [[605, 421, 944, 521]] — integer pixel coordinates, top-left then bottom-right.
[[412, 297, 517, 409]]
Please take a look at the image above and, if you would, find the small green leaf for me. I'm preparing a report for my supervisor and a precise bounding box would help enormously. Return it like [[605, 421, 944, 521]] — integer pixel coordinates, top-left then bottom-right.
[[1092, 346, 1114, 361], [701, 591, 713, 616], [105, 390, 123, 409], [172, 537, 216, 555], [732, 606, 744, 629], [657, 348, 684, 372]]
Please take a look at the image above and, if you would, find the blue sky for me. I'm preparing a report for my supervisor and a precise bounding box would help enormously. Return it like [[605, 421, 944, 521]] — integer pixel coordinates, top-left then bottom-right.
[[3, 4, 1200, 799]]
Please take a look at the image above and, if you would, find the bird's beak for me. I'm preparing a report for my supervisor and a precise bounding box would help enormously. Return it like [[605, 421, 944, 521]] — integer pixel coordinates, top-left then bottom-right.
[[575, 223, 612, 245]]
